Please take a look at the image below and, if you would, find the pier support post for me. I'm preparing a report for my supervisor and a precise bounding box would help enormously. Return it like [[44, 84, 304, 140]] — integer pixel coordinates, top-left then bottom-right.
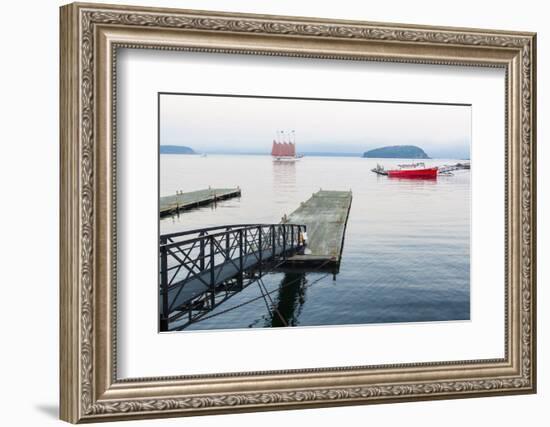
[[199, 234, 205, 271], [209, 238, 216, 308], [225, 229, 230, 260], [160, 237, 169, 331], [238, 229, 244, 287], [258, 226, 263, 276], [282, 225, 287, 258], [271, 225, 276, 260]]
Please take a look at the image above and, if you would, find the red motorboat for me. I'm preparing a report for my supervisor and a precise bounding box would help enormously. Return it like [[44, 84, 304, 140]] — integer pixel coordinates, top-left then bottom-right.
[[371, 162, 438, 179], [388, 162, 438, 179]]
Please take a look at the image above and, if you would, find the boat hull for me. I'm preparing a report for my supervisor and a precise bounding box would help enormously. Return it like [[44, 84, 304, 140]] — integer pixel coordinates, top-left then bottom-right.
[[273, 156, 300, 162], [387, 167, 438, 179]]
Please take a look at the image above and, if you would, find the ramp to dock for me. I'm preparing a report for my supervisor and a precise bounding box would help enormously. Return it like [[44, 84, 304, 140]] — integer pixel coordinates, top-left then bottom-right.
[[160, 188, 241, 216], [284, 190, 352, 270], [164, 245, 286, 314]]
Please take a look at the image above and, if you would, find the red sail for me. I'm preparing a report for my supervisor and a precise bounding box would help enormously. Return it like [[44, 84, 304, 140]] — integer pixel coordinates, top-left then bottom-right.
[[271, 141, 279, 156], [283, 143, 291, 157], [272, 141, 296, 157]]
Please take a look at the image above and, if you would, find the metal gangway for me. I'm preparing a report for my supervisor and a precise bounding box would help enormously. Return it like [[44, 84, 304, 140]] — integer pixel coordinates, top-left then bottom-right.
[[159, 223, 306, 331]]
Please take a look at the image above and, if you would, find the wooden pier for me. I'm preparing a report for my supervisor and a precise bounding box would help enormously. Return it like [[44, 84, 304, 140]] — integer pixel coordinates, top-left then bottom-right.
[[283, 190, 352, 271], [158, 190, 353, 330], [160, 188, 241, 217], [437, 162, 471, 174]]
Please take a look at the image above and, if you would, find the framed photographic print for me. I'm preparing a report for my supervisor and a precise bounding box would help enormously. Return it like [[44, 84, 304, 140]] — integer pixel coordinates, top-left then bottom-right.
[[59, 2, 537, 423]]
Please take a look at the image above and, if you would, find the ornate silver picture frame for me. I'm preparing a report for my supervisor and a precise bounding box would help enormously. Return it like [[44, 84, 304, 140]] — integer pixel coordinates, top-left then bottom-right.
[[60, 2, 536, 423]]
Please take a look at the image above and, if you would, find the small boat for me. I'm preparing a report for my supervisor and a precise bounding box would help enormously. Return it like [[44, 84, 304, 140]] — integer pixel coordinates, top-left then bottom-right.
[[371, 164, 388, 176], [371, 162, 438, 179], [388, 162, 438, 179]]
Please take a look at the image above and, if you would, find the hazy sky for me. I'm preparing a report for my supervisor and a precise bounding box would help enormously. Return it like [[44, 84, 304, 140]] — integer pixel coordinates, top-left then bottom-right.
[[160, 94, 471, 159]]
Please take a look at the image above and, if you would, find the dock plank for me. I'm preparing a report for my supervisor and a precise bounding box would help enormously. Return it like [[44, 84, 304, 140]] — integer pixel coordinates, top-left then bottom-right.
[[284, 190, 352, 269], [160, 188, 241, 216]]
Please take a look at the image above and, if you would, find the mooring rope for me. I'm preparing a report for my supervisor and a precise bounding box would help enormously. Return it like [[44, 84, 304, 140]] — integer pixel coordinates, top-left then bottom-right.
[[256, 279, 275, 322]]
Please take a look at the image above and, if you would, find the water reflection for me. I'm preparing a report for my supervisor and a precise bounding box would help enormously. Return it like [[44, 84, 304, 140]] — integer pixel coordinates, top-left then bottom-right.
[[267, 273, 307, 327], [272, 160, 296, 188]]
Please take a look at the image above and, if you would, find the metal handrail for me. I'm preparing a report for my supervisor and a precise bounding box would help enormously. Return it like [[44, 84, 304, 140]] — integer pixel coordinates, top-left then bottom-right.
[[160, 223, 305, 249], [159, 223, 307, 331], [160, 223, 303, 241], [161, 224, 305, 277]]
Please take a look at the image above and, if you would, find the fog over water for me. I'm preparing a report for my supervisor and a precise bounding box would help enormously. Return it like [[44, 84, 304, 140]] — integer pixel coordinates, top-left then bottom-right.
[[160, 94, 471, 159]]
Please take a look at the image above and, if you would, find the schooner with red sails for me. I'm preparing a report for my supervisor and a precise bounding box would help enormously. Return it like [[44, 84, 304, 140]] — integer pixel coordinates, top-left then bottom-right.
[[271, 130, 303, 162]]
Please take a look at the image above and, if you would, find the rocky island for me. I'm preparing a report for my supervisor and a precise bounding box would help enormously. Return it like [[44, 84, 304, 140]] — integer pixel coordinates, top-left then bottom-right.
[[362, 145, 430, 159], [160, 145, 196, 154]]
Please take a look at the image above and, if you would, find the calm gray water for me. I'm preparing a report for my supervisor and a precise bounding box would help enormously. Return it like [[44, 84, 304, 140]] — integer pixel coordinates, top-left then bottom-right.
[[160, 154, 470, 330]]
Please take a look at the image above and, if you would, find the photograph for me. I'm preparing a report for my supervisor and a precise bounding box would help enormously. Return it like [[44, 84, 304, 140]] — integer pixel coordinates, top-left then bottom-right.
[[158, 93, 472, 332], [56, 2, 536, 422]]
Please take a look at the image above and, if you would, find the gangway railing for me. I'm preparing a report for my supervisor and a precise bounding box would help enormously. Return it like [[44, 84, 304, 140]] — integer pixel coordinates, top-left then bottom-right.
[[159, 223, 306, 331]]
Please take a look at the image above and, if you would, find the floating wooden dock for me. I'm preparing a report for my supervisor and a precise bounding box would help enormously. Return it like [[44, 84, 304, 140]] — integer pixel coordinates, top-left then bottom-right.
[[438, 162, 471, 174], [160, 188, 241, 217], [283, 190, 352, 271]]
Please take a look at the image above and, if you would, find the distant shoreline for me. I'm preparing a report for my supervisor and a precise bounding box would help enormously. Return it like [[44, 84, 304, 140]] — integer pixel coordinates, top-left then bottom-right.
[[160, 152, 469, 160], [160, 152, 363, 157], [160, 145, 196, 154]]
